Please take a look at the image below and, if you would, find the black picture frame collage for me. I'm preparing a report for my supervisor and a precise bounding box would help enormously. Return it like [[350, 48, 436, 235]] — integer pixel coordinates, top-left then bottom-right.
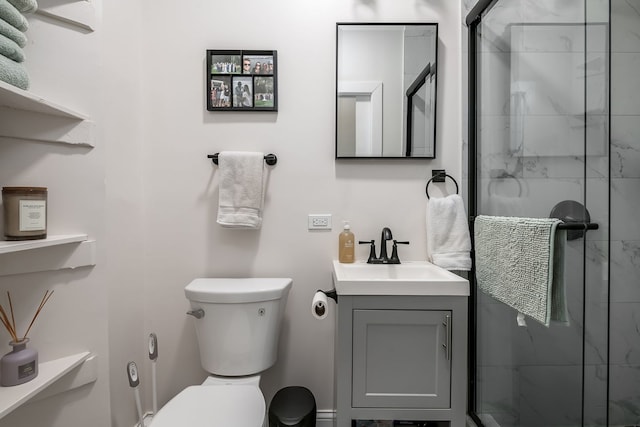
[[206, 49, 278, 111]]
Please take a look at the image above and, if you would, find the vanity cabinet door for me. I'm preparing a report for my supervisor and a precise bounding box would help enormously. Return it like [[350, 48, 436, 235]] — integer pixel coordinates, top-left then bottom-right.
[[351, 309, 451, 409]]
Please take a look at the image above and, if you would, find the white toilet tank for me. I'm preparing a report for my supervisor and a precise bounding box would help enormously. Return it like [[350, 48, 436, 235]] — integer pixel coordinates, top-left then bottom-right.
[[184, 278, 292, 376]]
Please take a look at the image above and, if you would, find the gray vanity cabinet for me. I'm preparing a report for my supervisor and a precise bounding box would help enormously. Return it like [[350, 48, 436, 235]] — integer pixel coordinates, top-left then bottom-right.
[[352, 308, 451, 409], [335, 295, 468, 427]]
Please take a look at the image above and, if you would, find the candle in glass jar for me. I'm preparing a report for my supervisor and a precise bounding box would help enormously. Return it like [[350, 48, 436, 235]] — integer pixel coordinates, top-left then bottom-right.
[[2, 187, 48, 240]]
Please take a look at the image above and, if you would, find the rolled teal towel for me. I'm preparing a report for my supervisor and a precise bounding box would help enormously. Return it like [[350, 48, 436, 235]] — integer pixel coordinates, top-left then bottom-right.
[[0, 0, 28, 32], [0, 16, 26, 47], [6, 0, 36, 13], [0, 32, 23, 62], [0, 53, 29, 89]]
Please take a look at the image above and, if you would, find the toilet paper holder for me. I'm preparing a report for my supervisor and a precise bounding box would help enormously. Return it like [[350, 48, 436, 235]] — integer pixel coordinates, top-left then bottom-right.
[[317, 289, 338, 303]]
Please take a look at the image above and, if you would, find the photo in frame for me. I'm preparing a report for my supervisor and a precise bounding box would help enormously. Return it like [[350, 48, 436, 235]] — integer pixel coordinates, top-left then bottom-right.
[[254, 77, 275, 108], [206, 49, 278, 111], [210, 54, 241, 74], [210, 76, 231, 108], [233, 76, 253, 108], [242, 55, 274, 75]]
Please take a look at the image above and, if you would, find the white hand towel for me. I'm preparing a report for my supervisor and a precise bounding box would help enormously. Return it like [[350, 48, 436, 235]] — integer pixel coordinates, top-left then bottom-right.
[[216, 151, 266, 229], [426, 194, 472, 271]]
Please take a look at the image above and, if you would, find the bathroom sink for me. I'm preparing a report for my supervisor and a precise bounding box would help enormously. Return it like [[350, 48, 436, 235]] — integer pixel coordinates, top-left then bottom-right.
[[332, 260, 469, 296]]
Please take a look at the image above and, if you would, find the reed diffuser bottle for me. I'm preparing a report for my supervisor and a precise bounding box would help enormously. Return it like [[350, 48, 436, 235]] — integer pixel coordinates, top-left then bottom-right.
[[1, 339, 37, 386], [0, 291, 53, 386]]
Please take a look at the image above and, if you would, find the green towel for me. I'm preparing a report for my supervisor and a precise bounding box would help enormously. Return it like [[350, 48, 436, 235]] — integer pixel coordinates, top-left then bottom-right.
[[0, 32, 23, 62], [0, 0, 28, 32], [6, 0, 36, 13], [0, 16, 26, 47], [0, 53, 29, 89], [474, 215, 567, 327]]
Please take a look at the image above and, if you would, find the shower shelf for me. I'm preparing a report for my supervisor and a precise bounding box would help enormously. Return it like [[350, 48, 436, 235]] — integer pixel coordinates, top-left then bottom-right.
[[0, 352, 94, 419]]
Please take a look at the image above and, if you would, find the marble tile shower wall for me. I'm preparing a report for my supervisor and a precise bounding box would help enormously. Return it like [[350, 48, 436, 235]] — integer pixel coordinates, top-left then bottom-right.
[[461, 0, 640, 425], [609, 0, 640, 424]]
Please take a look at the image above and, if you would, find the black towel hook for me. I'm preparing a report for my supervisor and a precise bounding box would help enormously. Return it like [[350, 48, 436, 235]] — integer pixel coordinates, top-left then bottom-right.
[[426, 169, 459, 199]]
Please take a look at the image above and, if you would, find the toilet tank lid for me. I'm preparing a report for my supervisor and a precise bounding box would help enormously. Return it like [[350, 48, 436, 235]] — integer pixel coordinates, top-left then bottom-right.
[[185, 278, 292, 303]]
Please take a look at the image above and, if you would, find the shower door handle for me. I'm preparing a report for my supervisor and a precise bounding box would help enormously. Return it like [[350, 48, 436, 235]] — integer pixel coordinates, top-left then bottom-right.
[[442, 314, 452, 361]]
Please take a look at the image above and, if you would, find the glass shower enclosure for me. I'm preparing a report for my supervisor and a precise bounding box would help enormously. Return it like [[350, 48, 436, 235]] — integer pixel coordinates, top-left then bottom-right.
[[466, 0, 640, 425]]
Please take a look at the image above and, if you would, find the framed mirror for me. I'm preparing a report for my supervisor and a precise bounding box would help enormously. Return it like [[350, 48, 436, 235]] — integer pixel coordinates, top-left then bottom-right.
[[336, 23, 438, 159]]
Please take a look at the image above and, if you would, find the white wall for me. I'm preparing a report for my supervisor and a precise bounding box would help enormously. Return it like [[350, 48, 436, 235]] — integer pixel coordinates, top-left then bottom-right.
[[0, 1, 462, 426], [132, 0, 462, 419], [101, 1, 147, 426]]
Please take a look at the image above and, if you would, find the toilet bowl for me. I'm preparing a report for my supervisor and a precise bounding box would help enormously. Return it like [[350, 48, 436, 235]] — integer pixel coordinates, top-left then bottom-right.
[[149, 278, 292, 427]]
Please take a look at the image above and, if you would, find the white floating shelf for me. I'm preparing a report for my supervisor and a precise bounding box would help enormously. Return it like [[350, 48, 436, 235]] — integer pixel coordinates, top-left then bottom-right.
[[36, 0, 96, 32], [0, 351, 91, 419], [0, 239, 96, 277], [0, 80, 88, 120], [0, 81, 95, 147], [0, 234, 88, 255]]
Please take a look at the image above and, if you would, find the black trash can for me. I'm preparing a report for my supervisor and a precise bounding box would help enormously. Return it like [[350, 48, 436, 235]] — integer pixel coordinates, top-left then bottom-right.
[[268, 386, 316, 427]]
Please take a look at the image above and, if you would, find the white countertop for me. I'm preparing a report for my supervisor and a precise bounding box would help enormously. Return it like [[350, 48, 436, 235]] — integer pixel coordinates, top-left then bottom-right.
[[332, 260, 470, 296]]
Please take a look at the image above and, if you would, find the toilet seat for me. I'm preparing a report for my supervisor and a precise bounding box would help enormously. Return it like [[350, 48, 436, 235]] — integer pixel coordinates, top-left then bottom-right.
[[150, 385, 265, 427]]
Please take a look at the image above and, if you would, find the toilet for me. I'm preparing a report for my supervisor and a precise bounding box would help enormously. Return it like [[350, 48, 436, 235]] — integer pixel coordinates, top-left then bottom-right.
[[150, 277, 292, 427]]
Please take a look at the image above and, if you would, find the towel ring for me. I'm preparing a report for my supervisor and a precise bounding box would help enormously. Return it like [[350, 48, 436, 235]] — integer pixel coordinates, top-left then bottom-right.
[[487, 173, 523, 197], [208, 153, 277, 166], [426, 172, 459, 199]]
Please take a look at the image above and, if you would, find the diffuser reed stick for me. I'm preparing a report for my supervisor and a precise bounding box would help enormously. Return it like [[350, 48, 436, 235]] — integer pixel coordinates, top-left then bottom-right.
[[7, 293, 15, 339], [0, 291, 53, 343]]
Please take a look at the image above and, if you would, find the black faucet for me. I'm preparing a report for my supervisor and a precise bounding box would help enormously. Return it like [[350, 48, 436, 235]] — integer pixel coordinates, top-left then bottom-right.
[[378, 227, 393, 263], [359, 228, 410, 264]]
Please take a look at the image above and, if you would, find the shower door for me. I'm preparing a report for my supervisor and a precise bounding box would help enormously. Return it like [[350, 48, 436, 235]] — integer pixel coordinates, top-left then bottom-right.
[[467, 0, 611, 426]]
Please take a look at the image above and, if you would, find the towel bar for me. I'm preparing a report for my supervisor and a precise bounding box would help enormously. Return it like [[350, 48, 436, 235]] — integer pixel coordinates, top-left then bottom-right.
[[469, 216, 598, 232], [207, 153, 277, 166], [426, 170, 459, 199], [557, 222, 598, 231]]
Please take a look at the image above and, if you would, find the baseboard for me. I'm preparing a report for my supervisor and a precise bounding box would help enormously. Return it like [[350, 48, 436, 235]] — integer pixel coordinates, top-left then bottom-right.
[[317, 409, 336, 427]]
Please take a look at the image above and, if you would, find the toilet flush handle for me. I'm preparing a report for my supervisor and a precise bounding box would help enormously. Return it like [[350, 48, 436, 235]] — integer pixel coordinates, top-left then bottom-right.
[[186, 308, 205, 319]]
